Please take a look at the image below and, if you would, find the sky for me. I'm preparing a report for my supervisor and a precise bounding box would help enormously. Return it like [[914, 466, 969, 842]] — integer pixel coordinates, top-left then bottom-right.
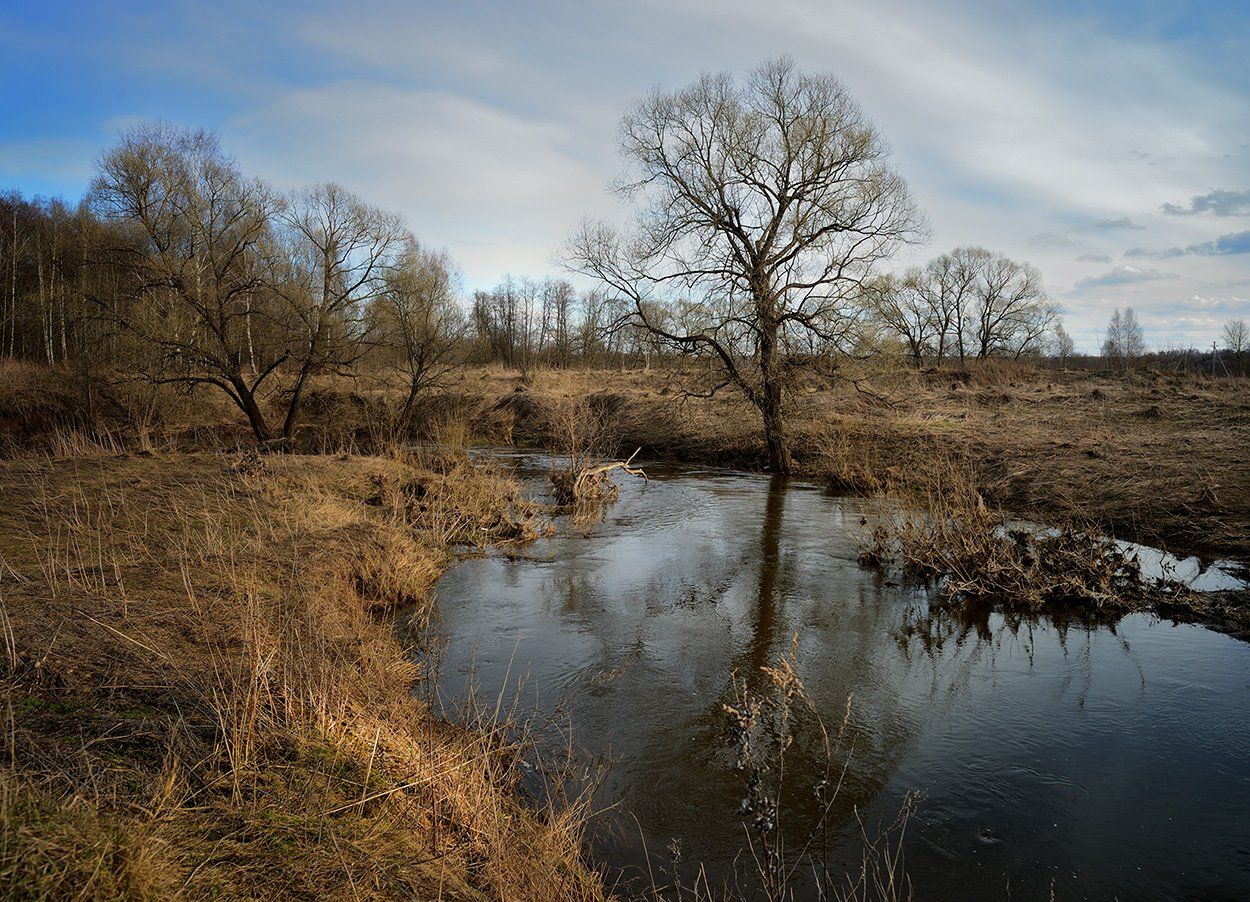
[[2, 0, 1248, 352]]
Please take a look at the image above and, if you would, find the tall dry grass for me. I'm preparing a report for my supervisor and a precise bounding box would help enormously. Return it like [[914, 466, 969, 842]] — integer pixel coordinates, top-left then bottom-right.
[[0, 451, 599, 900]]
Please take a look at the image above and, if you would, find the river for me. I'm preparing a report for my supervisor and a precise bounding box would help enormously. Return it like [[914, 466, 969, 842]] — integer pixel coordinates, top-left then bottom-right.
[[416, 452, 1250, 900]]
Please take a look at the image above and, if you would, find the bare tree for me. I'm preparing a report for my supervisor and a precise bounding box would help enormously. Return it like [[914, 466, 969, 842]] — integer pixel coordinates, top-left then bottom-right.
[[1051, 321, 1075, 364], [372, 238, 465, 430], [566, 57, 921, 471], [578, 288, 610, 364], [923, 247, 983, 365], [1102, 306, 1146, 372], [1223, 318, 1248, 375], [969, 251, 1054, 359], [276, 182, 405, 443], [867, 271, 933, 366], [90, 124, 283, 443], [542, 278, 577, 366]]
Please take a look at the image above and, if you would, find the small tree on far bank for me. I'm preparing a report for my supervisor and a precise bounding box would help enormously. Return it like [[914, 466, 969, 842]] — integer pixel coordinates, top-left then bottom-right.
[[1051, 322, 1075, 364], [566, 57, 922, 473], [871, 247, 1056, 365], [1102, 306, 1145, 372], [1223, 318, 1248, 375], [866, 271, 932, 367], [371, 238, 465, 431]]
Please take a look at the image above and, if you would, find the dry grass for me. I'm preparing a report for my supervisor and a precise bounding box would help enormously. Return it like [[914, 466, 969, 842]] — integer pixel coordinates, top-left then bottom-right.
[[857, 456, 1194, 615], [7, 358, 1247, 565], [445, 363, 1250, 562], [0, 448, 600, 900]]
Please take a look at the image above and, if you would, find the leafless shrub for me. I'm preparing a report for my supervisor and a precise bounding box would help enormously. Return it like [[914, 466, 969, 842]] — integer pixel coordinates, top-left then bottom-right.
[[545, 396, 642, 513]]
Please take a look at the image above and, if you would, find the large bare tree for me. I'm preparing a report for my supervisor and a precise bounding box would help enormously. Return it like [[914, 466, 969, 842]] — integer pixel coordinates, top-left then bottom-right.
[[922, 247, 984, 365], [566, 57, 921, 471], [91, 124, 283, 443]]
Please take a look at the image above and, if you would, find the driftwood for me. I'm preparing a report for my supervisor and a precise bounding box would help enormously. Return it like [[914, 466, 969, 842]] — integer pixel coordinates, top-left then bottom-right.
[[551, 448, 648, 506]]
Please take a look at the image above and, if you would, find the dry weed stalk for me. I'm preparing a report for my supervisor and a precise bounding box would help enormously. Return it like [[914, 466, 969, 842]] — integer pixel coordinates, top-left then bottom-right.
[[642, 640, 912, 902]]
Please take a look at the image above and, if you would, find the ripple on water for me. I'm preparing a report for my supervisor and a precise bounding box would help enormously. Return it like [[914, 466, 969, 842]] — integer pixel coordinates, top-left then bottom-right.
[[429, 456, 1250, 901]]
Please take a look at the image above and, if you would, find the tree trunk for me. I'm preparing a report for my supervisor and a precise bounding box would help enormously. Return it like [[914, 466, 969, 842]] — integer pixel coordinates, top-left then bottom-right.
[[230, 377, 272, 446], [281, 369, 309, 444], [397, 379, 421, 434], [758, 322, 792, 474]]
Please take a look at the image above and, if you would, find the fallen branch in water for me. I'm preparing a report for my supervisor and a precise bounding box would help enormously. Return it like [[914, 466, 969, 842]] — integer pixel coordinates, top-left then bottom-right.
[[551, 448, 648, 506]]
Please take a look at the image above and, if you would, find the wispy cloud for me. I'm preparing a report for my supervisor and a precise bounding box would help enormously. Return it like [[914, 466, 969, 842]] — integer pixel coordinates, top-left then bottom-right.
[[1161, 189, 1250, 216], [1, 0, 1248, 351], [1083, 217, 1145, 231], [1125, 230, 1250, 259], [1030, 231, 1079, 249], [1030, 217, 1143, 252], [1180, 293, 1249, 314], [1075, 265, 1175, 290], [1124, 246, 1186, 260]]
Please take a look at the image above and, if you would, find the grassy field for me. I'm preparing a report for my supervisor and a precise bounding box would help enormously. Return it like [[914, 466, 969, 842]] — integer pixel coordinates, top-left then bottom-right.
[[435, 362, 1249, 563], [0, 444, 601, 900]]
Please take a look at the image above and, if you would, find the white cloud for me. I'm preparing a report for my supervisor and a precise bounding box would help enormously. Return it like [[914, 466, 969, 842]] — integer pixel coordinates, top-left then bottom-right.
[[230, 82, 610, 280], [1075, 265, 1176, 290]]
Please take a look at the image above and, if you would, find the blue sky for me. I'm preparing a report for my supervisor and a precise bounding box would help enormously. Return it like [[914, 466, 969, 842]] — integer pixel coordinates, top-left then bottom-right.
[[2, 0, 1248, 351]]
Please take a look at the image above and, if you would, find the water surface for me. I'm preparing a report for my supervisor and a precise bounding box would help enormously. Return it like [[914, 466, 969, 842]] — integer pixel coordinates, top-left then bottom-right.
[[422, 454, 1250, 900]]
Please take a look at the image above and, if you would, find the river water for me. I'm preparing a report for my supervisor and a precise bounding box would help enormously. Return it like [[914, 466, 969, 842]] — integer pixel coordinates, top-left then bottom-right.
[[421, 453, 1250, 900]]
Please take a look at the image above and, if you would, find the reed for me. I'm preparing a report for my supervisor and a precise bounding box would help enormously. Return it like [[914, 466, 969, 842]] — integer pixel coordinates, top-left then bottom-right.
[[860, 455, 1192, 612]]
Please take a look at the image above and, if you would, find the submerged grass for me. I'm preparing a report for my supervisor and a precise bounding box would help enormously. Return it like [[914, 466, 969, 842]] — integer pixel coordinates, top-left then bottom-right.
[[858, 456, 1195, 615]]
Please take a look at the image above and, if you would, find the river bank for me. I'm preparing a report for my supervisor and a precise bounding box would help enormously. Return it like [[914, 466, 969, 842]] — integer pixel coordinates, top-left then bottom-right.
[[0, 448, 603, 899], [439, 364, 1250, 565], [5, 359, 1247, 564]]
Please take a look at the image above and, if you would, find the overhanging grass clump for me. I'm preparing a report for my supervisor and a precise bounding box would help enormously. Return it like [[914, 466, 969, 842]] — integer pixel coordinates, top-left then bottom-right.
[[861, 459, 1192, 613]]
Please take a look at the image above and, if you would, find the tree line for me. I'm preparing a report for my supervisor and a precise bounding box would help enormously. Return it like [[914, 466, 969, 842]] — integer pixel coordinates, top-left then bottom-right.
[[0, 126, 685, 447], [2, 61, 1246, 463], [866, 246, 1056, 367]]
